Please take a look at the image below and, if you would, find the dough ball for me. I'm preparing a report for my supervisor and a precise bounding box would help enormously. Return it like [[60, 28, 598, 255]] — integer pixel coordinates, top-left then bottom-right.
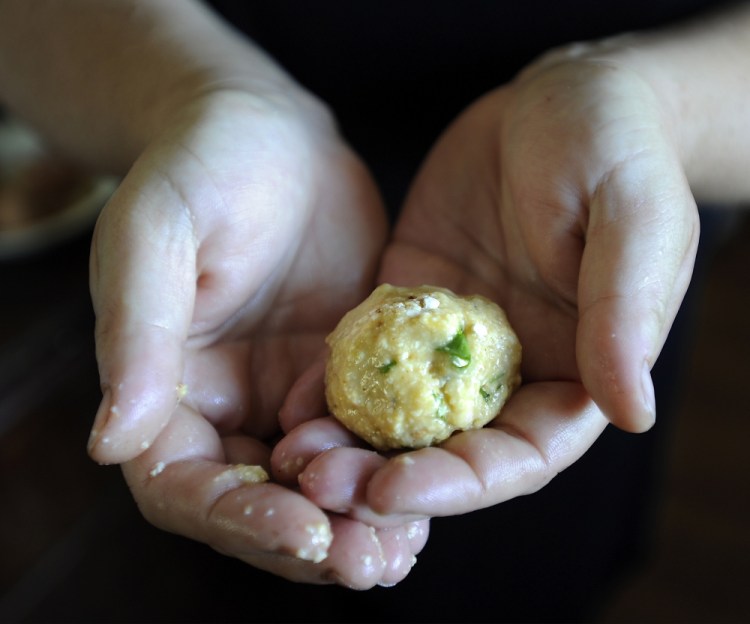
[[325, 284, 522, 450]]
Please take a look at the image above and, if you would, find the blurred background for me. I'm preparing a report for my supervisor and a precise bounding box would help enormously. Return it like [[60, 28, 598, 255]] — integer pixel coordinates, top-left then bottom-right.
[[0, 117, 748, 623]]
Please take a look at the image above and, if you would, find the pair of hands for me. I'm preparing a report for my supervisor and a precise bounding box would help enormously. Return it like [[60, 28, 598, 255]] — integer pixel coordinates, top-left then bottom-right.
[[86, 47, 698, 588]]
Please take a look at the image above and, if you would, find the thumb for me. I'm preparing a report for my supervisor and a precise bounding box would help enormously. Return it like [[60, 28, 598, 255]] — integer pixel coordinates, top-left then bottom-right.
[[87, 174, 197, 464], [577, 148, 699, 432]]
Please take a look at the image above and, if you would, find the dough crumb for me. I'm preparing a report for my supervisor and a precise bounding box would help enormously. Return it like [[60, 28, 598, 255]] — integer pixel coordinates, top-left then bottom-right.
[[213, 464, 270, 487], [149, 461, 166, 478], [406, 523, 420, 540], [295, 523, 332, 563], [176, 383, 188, 400]]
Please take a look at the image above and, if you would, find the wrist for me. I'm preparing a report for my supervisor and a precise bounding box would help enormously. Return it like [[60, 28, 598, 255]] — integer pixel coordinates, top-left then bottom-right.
[[550, 6, 750, 204], [0, 0, 334, 174]]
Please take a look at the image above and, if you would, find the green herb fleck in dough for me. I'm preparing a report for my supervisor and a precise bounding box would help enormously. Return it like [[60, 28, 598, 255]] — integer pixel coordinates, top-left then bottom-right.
[[480, 372, 507, 400], [378, 360, 397, 374], [436, 329, 471, 368]]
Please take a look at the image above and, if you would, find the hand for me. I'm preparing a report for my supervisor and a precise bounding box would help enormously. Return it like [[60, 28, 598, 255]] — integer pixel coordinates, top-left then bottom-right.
[[86, 88, 426, 586], [276, 47, 699, 521]]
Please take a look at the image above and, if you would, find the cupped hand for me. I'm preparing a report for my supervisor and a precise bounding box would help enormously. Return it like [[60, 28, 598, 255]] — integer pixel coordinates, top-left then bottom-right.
[[277, 48, 699, 522], [87, 89, 425, 586]]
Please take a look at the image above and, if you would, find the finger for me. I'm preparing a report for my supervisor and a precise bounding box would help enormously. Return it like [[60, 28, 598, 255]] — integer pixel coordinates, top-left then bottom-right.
[[578, 147, 699, 432], [221, 434, 272, 467], [122, 404, 334, 571], [349, 382, 608, 516], [229, 516, 429, 590], [236, 514, 429, 588], [225, 515, 427, 589], [88, 175, 196, 464], [319, 516, 388, 589], [375, 520, 430, 587], [271, 416, 364, 485], [300, 446, 426, 528], [278, 356, 328, 434]]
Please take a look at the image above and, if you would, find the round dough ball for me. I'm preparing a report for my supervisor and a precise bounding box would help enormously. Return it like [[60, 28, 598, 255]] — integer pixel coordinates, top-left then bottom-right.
[[325, 284, 522, 450]]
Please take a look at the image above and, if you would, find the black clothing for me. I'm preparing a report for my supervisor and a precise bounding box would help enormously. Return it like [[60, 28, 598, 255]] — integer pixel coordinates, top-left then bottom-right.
[[211, 0, 718, 213]]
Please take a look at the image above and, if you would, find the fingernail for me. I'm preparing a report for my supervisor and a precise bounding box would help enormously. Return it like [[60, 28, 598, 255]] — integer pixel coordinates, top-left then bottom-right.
[[87, 388, 112, 453], [322, 570, 360, 589], [377, 580, 398, 588], [641, 362, 656, 429]]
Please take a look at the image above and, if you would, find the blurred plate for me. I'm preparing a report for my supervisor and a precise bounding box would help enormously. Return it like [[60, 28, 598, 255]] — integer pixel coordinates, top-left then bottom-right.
[[0, 174, 118, 261]]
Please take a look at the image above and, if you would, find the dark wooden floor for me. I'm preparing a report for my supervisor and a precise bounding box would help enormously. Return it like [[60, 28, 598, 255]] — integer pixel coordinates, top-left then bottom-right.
[[0, 210, 748, 623]]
